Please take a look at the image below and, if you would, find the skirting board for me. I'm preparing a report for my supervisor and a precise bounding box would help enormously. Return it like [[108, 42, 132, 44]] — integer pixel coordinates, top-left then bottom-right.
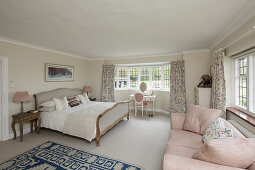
[[9, 127, 31, 140], [129, 107, 170, 115]]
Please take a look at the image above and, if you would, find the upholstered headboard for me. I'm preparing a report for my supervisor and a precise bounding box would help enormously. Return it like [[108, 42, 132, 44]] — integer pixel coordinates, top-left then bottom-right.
[[34, 88, 82, 110]]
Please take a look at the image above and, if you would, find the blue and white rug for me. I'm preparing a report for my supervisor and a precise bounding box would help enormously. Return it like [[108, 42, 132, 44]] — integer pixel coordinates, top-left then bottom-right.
[[0, 141, 144, 170]]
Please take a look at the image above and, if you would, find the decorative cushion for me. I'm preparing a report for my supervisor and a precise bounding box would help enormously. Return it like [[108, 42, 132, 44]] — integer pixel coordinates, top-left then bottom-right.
[[203, 118, 233, 143], [192, 138, 255, 169], [39, 100, 55, 108], [183, 104, 222, 135], [38, 106, 56, 112], [78, 94, 90, 104], [67, 96, 80, 107], [221, 118, 245, 138], [53, 97, 69, 111]]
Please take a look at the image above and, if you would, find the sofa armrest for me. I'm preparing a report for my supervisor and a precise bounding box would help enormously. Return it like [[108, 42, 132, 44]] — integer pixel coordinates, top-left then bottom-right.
[[163, 154, 244, 170], [170, 113, 185, 130]]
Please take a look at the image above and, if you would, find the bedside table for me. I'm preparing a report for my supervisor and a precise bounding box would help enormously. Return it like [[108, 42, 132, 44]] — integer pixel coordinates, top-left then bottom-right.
[[89, 97, 96, 101], [11, 112, 41, 142]]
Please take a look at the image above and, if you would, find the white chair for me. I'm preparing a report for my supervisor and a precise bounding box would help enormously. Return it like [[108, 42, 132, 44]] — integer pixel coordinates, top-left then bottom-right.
[[134, 93, 148, 117]]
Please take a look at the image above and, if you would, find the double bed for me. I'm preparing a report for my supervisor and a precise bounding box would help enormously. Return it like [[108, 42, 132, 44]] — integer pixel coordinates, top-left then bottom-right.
[[34, 88, 130, 146]]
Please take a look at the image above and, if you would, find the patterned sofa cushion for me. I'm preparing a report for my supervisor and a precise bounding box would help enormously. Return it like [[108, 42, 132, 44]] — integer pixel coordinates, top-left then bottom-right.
[[203, 118, 233, 143]]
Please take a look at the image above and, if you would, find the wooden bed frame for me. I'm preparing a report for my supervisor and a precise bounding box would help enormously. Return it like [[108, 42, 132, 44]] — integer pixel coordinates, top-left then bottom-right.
[[34, 88, 130, 146]]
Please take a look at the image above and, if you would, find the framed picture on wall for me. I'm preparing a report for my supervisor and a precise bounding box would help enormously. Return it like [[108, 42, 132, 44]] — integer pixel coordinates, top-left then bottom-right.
[[45, 63, 74, 82]]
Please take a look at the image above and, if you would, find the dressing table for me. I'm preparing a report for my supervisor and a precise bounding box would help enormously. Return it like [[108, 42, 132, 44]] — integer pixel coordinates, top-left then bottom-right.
[[129, 94, 156, 116], [129, 82, 157, 117]]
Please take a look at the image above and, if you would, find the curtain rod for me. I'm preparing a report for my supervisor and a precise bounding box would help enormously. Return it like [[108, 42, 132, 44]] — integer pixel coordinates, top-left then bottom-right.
[[221, 25, 255, 51]]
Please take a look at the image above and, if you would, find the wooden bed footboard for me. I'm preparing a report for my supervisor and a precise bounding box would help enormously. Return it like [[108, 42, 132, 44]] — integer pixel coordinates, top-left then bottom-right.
[[96, 100, 130, 146]]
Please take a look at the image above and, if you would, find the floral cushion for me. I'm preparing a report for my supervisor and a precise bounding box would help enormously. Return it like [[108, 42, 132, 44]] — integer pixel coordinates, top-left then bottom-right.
[[203, 118, 233, 143]]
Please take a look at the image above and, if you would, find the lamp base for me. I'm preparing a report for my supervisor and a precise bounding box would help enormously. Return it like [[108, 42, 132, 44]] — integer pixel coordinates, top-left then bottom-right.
[[20, 102, 24, 114]]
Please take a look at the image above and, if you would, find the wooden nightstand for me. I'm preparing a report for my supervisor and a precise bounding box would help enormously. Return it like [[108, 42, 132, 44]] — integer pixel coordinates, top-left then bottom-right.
[[11, 112, 41, 142], [89, 97, 96, 101]]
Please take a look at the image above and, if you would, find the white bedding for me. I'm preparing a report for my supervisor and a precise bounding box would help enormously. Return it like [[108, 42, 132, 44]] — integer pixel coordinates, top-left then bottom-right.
[[40, 101, 116, 141]]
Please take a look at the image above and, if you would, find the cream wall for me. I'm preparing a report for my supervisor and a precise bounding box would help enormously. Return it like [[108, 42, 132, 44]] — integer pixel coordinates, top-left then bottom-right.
[[0, 41, 91, 134], [89, 51, 211, 113], [0, 40, 211, 137]]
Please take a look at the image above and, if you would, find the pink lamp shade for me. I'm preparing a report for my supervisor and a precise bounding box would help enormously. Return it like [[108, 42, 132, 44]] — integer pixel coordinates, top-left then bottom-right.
[[83, 86, 92, 92], [13, 91, 31, 102], [13, 91, 31, 114]]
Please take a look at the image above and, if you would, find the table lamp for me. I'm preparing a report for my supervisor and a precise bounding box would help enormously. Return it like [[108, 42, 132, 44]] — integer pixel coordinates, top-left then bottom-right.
[[83, 86, 91, 96], [13, 91, 31, 114]]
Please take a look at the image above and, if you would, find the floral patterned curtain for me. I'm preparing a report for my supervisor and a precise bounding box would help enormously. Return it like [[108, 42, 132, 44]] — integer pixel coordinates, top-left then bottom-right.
[[211, 49, 226, 115], [170, 60, 187, 113], [101, 65, 115, 102]]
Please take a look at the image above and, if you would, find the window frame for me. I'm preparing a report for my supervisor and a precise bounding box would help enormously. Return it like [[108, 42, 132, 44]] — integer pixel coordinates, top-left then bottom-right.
[[115, 63, 171, 91], [234, 51, 255, 117]]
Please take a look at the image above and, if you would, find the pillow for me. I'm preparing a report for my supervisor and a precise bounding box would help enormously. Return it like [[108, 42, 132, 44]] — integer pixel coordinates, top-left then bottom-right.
[[53, 97, 69, 111], [183, 104, 222, 135], [192, 138, 255, 168], [78, 94, 90, 104], [203, 118, 233, 143], [83, 93, 90, 102], [67, 96, 80, 107], [39, 106, 56, 112], [39, 100, 55, 108]]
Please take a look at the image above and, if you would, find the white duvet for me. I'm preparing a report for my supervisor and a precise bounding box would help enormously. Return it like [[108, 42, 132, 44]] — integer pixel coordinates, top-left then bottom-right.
[[40, 101, 115, 141]]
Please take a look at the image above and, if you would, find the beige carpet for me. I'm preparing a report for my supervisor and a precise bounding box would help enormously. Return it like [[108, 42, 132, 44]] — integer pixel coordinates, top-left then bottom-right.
[[0, 112, 170, 170]]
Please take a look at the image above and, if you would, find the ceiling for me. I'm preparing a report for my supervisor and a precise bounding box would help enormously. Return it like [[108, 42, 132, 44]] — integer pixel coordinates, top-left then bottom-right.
[[0, 0, 255, 59]]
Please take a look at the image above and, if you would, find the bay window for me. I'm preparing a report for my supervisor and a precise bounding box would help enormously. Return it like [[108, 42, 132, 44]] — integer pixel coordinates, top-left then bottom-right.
[[115, 63, 171, 91]]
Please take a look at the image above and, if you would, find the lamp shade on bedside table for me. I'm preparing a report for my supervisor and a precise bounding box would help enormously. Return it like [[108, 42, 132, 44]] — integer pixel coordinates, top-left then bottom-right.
[[83, 86, 91, 96], [13, 91, 31, 113]]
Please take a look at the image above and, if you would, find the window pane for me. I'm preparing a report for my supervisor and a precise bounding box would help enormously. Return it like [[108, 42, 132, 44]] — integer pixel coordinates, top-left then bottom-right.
[[239, 97, 242, 105], [152, 67, 161, 88], [130, 67, 138, 88], [118, 67, 128, 88], [240, 68, 244, 75], [243, 97, 247, 107], [243, 88, 246, 97], [239, 65, 247, 108], [140, 67, 149, 85], [244, 67, 247, 75], [164, 65, 171, 89], [239, 58, 247, 76], [243, 57, 247, 66]]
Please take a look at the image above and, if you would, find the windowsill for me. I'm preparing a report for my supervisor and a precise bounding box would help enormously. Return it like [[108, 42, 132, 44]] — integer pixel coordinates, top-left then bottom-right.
[[226, 107, 255, 127], [114, 88, 170, 92]]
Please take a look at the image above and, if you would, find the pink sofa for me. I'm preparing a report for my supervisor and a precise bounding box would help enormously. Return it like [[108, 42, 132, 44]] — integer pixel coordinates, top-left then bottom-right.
[[163, 113, 247, 170]]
